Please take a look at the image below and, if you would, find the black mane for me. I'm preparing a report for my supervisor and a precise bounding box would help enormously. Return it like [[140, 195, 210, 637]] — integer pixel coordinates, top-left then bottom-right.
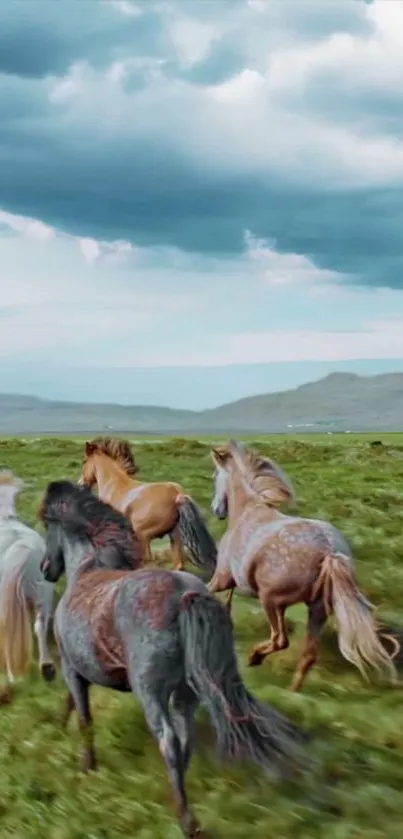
[[39, 480, 143, 570]]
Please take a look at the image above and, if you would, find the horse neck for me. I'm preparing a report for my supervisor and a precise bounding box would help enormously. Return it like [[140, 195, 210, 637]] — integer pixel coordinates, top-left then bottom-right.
[[227, 467, 277, 524], [62, 534, 95, 588], [0, 486, 18, 520], [93, 455, 134, 504]]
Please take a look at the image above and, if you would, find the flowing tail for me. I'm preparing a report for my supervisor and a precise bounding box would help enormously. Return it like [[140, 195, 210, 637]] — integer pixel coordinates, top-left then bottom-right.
[[0, 545, 33, 681], [314, 553, 398, 682], [179, 590, 307, 779], [174, 495, 217, 576]]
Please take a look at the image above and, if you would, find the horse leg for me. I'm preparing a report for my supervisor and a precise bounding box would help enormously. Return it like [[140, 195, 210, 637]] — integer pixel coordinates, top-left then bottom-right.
[[34, 608, 56, 683], [290, 601, 327, 693], [248, 602, 289, 667], [61, 691, 76, 729], [139, 534, 153, 565], [61, 664, 96, 771], [169, 528, 186, 572], [134, 679, 199, 838], [0, 664, 14, 705], [223, 587, 235, 616], [170, 683, 199, 772], [0, 649, 16, 705], [0, 642, 19, 705], [207, 567, 235, 615]]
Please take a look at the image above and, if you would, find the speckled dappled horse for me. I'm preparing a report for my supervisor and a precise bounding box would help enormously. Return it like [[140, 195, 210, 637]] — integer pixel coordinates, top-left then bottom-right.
[[78, 437, 217, 576], [208, 440, 399, 692], [39, 480, 306, 838], [0, 469, 56, 700]]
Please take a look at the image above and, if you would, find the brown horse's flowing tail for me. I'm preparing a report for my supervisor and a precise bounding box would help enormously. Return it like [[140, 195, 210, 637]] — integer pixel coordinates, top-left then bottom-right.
[[179, 590, 308, 778], [174, 495, 217, 576], [0, 548, 33, 680], [314, 553, 398, 682]]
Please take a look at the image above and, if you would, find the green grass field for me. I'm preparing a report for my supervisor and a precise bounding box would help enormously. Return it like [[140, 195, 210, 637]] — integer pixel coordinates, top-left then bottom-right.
[[1, 434, 403, 839]]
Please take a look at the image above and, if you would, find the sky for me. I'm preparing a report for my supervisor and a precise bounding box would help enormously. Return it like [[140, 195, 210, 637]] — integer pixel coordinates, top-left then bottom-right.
[[1, 0, 403, 410]]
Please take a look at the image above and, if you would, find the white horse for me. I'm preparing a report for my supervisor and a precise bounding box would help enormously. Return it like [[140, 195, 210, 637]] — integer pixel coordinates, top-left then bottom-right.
[[0, 469, 56, 699]]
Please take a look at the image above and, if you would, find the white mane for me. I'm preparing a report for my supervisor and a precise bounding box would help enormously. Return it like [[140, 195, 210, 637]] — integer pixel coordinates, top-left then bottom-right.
[[0, 470, 24, 519]]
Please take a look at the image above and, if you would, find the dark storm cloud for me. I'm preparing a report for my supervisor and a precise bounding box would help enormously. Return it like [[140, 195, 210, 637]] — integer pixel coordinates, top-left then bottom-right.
[[1, 101, 401, 292], [0, 1, 166, 79], [0, 0, 402, 291]]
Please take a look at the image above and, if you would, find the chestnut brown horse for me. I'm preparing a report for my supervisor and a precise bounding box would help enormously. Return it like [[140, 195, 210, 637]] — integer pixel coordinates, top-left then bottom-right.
[[39, 480, 306, 838], [208, 440, 399, 693], [78, 437, 217, 576]]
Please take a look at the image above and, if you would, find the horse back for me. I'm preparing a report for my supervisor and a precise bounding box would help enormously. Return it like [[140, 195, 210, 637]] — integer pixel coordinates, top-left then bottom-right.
[[222, 506, 352, 594], [123, 481, 184, 534], [59, 567, 205, 688]]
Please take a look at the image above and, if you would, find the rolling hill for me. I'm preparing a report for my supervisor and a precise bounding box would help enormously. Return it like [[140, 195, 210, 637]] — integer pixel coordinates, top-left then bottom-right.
[[0, 372, 402, 434]]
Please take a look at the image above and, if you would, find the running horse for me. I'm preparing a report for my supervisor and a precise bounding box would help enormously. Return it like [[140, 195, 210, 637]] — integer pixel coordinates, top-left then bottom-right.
[[0, 469, 56, 701], [78, 437, 217, 576], [208, 440, 399, 692], [39, 479, 306, 838]]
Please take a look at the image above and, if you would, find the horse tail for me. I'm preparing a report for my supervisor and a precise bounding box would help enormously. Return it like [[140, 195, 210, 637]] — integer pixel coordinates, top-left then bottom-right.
[[0, 545, 33, 680], [178, 590, 307, 778], [174, 494, 217, 575], [313, 553, 398, 682]]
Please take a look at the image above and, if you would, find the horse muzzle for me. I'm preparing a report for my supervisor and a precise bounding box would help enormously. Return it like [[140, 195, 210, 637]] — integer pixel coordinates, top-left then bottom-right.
[[211, 502, 227, 521], [40, 556, 51, 578]]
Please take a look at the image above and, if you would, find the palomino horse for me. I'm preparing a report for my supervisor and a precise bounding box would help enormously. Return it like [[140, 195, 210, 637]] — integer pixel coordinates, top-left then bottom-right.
[[208, 440, 398, 693], [78, 437, 217, 575], [39, 479, 306, 838], [0, 469, 56, 699]]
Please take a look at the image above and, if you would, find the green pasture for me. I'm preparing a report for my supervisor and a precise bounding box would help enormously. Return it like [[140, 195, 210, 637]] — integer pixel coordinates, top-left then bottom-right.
[[1, 434, 403, 839]]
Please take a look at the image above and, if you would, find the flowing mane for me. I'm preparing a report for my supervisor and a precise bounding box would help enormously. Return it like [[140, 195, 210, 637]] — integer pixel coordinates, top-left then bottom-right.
[[228, 441, 297, 508], [38, 480, 142, 570], [0, 469, 24, 518], [84, 437, 138, 476]]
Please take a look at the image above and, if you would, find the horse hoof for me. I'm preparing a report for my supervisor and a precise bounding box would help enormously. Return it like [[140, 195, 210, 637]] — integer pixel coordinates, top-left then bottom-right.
[[180, 813, 202, 838], [81, 749, 97, 773], [0, 686, 13, 705], [41, 663, 56, 683], [248, 651, 264, 667]]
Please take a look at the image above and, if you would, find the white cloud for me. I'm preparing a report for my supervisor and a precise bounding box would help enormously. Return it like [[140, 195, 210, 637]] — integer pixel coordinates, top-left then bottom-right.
[[107, 0, 142, 17], [42, 0, 403, 191], [168, 17, 218, 68], [79, 237, 101, 265], [0, 206, 402, 370], [2, 1, 403, 380], [244, 230, 340, 288], [0, 208, 192, 362], [0, 210, 134, 271], [267, 1, 403, 101], [0, 210, 54, 241], [127, 319, 403, 368], [79, 237, 134, 265]]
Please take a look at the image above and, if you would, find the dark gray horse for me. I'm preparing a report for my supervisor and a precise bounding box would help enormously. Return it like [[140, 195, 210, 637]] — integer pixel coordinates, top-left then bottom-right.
[[39, 480, 306, 838]]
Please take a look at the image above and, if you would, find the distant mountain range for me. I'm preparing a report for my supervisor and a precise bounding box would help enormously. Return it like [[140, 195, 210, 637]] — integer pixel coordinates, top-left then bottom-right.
[[0, 372, 402, 435]]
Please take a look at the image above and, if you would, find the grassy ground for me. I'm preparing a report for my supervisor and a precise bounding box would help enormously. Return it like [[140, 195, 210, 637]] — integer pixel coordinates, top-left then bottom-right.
[[1, 434, 403, 839]]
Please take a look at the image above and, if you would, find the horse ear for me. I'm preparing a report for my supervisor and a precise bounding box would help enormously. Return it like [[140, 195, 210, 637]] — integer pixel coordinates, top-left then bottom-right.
[[211, 446, 229, 466], [228, 439, 244, 453]]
